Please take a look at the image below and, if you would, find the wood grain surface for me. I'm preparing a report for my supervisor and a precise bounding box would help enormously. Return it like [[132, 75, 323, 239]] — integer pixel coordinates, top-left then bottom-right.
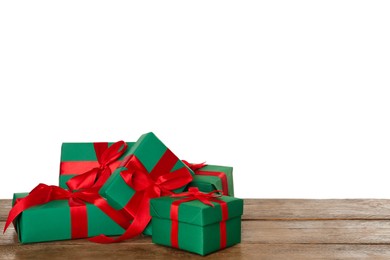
[[2, 199, 390, 259]]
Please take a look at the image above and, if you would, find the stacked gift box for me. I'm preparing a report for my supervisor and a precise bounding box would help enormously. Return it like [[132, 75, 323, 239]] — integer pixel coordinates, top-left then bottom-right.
[[5, 132, 243, 256]]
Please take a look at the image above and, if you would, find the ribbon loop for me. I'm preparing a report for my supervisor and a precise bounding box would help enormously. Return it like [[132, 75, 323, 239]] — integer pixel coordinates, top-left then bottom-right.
[[98, 141, 127, 166], [170, 187, 222, 207]]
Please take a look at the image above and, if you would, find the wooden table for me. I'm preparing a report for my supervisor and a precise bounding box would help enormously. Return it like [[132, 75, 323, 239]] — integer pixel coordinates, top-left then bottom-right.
[[1, 199, 390, 259]]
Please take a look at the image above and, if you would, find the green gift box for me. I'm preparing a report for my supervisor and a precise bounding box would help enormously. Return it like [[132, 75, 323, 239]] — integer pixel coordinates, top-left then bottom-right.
[[150, 194, 243, 256], [187, 165, 234, 196], [59, 142, 134, 189], [99, 132, 194, 236], [11, 192, 126, 244]]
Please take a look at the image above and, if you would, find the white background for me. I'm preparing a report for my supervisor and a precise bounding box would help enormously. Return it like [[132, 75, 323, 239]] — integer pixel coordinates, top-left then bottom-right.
[[1, 1, 390, 199]]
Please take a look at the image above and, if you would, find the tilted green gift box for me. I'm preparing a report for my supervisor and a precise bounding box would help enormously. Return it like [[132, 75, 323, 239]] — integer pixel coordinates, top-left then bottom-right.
[[187, 165, 234, 196], [150, 195, 243, 256], [99, 132, 195, 236], [11, 193, 126, 244], [59, 142, 134, 189]]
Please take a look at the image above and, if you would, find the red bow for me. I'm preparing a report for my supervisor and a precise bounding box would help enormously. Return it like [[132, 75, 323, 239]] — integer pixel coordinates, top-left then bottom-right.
[[4, 184, 130, 239], [66, 141, 128, 191], [90, 150, 193, 243], [170, 187, 228, 249], [182, 160, 207, 172], [170, 187, 222, 206]]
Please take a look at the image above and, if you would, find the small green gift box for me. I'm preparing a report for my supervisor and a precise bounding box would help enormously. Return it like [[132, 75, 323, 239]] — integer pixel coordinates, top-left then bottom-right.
[[59, 141, 134, 189], [186, 164, 234, 196], [99, 132, 194, 236], [10, 191, 127, 244], [150, 189, 243, 256]]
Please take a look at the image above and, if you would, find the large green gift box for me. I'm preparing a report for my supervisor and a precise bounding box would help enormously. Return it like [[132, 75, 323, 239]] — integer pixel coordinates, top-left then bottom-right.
[[11, 193, 126, 244], [99, 132, 194, 236], [59, 142, 134, 189], [150, 194, 243, 255], [186, 164, 234, 196]]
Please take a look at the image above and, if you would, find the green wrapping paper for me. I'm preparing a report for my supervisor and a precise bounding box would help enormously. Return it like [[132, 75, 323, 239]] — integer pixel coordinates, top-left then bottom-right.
[[99, 132, 195, 236], [59, 142, 134, 189], [11, 193, 125, 244], [150, 195, 243, 255], [187, 165, 234, 196]]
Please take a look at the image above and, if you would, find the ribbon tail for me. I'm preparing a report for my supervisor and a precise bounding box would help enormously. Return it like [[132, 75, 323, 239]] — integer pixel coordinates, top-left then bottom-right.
[[91, 196, 132, 230], [3, 184, 67, 233], [197, 197, 215, 207], [89, 191, 151, 243], [4, 199, 27, 233]]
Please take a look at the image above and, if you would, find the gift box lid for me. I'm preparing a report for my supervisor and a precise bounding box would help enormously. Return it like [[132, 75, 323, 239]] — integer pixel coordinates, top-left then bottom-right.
[[12, 193, 71, 208], [198, 165, 233, 175], [13, 192, 29, 205], [124, 132, 194, 174], [150, 195, 243, 226], [61, 142, 135, 161]]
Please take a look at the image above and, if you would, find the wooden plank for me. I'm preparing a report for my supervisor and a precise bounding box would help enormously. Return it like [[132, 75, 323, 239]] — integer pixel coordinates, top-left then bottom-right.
[[0, 224, 152, 246], [4, 199, 390, 221], [242, 220, 390, 244], [243, 199, 390, 220], [3, 220, 390, 245], [0, 200, 11, 221], [1, 243, 390, 259]]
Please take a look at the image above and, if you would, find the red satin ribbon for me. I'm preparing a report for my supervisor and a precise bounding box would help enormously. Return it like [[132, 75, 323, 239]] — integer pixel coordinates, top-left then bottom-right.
[[60, 161, 122, 175], [64, 141, 128, 191], [183, 160, 229, 196], [169, 187, 228, 249], [90, 149, 193, 243], [182, 160, 206, 172], [3, 184, 131, 239]]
